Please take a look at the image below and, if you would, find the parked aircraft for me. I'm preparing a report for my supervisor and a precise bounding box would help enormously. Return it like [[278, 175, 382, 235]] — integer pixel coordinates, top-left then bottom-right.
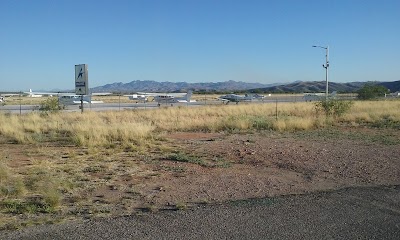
[[303, 91, 337, 102], [155, 91, 194, 104], [26, 89, 111, 97], [252, 93, 266, 100], [26, 89, 45, 97], [24, 89, 72, 97], [218, 94, 254, 104], [136, 91, 195, 104], [126, 93, 148, 102], [25, 89, 108, 105], [58, 95, 103, 105]]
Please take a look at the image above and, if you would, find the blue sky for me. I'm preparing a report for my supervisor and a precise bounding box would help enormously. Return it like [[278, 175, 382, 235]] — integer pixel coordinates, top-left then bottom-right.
[[0, 0, 399, 91]]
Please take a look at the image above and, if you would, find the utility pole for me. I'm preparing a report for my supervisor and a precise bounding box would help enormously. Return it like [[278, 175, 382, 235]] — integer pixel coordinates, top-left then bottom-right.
[[312, 45, 330, 99]]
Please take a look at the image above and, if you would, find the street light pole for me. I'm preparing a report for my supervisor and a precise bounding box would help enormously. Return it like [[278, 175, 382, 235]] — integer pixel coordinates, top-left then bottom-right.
[[312, 45, 330, 99]]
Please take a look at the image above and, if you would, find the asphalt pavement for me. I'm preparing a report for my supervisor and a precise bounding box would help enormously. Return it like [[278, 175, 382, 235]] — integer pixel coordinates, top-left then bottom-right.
[[1, 185, 399, 240]]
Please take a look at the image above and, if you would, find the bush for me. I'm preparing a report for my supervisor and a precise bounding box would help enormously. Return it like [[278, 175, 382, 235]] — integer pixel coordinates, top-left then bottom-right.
[[315, 99, 353, 117], [39, 97, 63, 112]]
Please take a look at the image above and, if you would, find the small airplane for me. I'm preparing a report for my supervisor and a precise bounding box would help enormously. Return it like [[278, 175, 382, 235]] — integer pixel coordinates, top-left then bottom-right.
[[26, 89, 45, 97], [303, 91, 337, 102], [25, 89, 109, 105], [126, 93, 148, 102], [154, 91, 194, 104], [57, 94, 103, 105], [218, 94, 254, 104], [137, 90, 195, 105], [251, 93, 265, 100], [26, 89, 111, 97]]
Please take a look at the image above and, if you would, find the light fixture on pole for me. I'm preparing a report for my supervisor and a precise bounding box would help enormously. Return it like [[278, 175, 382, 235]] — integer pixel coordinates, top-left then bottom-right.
[[312, 45, 329, 99]]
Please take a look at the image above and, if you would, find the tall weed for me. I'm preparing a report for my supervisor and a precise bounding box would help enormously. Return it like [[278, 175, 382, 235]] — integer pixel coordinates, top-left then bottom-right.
[[1, 100, 399, 146]]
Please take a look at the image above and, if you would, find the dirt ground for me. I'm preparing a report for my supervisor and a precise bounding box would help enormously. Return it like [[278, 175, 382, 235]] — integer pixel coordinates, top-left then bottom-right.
[[142, 129, 400, 207], [1, 127, 400, 227]]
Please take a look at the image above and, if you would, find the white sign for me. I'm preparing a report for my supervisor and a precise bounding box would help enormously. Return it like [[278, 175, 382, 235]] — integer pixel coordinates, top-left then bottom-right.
[[75, 64, 88, 95]]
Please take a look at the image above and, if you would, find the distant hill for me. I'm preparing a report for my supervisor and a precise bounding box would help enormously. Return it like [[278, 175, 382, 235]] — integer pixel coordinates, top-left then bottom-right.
[[251, 80, 400, 93], [91, 80, 400, 93], [377, 80, 400, 92], [252, 81, 365, 93], [91, 80, 279, 93]]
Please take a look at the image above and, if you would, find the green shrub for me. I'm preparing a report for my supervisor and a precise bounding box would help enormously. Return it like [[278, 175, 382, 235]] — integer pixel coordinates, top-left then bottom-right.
[[251, 116, 272, 130], [39, 97, 63, 112], [315, 99, 353, 117], [0, 198, 55, 214]]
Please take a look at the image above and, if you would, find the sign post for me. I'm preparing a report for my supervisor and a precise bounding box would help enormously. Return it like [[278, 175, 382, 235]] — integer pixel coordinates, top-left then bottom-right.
[[75, 64, 88, 113]]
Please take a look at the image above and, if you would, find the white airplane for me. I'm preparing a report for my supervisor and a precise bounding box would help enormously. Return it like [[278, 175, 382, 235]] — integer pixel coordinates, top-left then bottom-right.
[[26, 89, 45, 97], [126, 93, 148, 102], [25, 89, 71, 97], [91, 92, 112, 96], [26, 89, 111, 97], [218, 94, 254, 104], [137, 90, 195, 104], [25, 89, 108, 105], [58, 94, 104, 105], [303, 91, 337, 102], [155, 91, 194, 104]]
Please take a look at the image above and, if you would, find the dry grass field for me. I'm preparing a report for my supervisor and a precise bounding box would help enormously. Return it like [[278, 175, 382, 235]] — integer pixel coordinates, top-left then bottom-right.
[[0, 99, 399, 230]]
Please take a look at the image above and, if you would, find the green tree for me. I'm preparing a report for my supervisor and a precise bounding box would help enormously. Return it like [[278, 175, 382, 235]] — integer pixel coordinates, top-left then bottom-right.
[[357, 84, 389, 100]]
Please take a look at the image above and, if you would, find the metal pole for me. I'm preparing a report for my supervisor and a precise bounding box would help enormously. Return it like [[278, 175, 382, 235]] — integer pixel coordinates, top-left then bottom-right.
[[19, 93, 22, 115], [80, 95, 83, 113], [312, 45, 330, 100], [325, 46, 329, 99]]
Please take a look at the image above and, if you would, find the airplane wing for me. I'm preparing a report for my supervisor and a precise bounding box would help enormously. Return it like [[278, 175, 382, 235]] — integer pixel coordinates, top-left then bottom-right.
[[91, 92, 112, 96], [24, 90, 74, 96], [137, 92, 187, 97], [177, 99, 197, 103], [25, 90, 110, 96], [136, 92, 158, 96]]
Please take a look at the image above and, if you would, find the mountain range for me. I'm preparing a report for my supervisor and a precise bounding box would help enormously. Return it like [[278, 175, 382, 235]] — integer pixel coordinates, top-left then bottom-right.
[[254, 80, 400, 93], [91, 80, 400, 93], [91, 80, 277, 93]]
